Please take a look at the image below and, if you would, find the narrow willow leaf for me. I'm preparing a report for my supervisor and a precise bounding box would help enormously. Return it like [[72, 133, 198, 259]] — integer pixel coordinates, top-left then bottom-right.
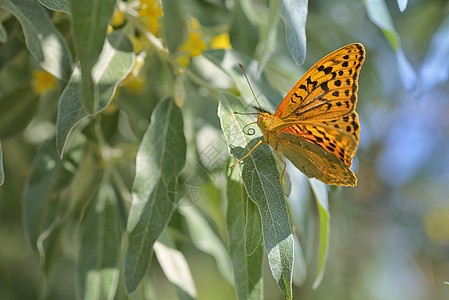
[[0, 0, 72, 80], [0, 139, 4, 186], [180, 206, 234, 283], [309, 179, 330, 289], [0, 22, 7, 44], [218, 94, 293, 299], [38, 0, 70, 13], [68, 143, 104, 209], [22, 139, 71, 249], [365, 0, 417, 92], [281, 0, 307, 65], [419, 15, 449, 95], [256, 0, 281, 73], [396, 47, 418, 92], [397, 0, 407, 12], [292, 234, 307, 286], [154, 238, 197, 300], [124, 98, 186, 293], [203, 50, 282, 111], [0, 87, 38, 138], [162, 0, 187, 54], [227, 164, 263, 300], [365, 0, 399, 50], [76, 184, 120, 300], [230, 0, 259, 57], [70, 0, 116, 111], [245, 197, 262, 256], [56, 31, 134, 157]]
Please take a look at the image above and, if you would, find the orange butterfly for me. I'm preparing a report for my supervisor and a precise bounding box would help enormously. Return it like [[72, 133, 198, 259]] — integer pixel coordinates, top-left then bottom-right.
[[231, 43, 365, 186]]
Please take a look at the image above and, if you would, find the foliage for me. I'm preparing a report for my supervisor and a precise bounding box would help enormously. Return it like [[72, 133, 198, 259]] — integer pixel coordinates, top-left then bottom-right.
[[1, 0, 449, 299]]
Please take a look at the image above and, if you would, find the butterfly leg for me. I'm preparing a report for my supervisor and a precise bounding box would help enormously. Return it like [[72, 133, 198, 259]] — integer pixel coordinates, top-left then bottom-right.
[[229, 140, 267, 169], [273, 150, 288, 196]]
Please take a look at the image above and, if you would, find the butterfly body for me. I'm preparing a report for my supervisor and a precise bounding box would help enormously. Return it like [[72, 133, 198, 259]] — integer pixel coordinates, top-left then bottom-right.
[[234, 43, 365, 187]]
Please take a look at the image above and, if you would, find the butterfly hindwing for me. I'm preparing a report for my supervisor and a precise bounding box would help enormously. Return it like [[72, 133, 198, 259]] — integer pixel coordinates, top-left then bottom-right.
[[277, 122, 358, 167], [276, 132, 357, 186]]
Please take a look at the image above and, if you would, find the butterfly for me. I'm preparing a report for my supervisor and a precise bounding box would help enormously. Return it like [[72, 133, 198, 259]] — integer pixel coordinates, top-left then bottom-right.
[[230, 43, 365, 186]]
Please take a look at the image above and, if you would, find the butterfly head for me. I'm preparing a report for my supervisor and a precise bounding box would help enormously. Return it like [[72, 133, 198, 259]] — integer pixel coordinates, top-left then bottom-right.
[[256, 110, 274, 139]]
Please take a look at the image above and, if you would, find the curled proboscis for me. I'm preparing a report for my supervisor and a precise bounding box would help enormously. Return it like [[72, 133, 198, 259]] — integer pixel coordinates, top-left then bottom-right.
[[243, 123, 256, 136]]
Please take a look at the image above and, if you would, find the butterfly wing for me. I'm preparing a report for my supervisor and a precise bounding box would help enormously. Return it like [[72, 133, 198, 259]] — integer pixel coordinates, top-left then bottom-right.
[[276, 132, 357, 186], [273, 43, 364, 169], [275, 43, 365, 122], [280, 115, 359, 168]]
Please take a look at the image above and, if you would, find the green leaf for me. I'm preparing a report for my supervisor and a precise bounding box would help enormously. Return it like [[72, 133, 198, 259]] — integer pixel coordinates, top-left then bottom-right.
[[0, 0, 72, 80], [256, 0, 281, 73], [38, 0, 70, 13], [180, 206, 234, 283], [245, 196, 262, 256], [230, 0, 259, 57], [365, 0, 399, 49], [218, 93, 293, 299], [292, 234, 307, 286], [203, 49, 282, 110], [124, 98, 186, 293], [365, 0, 417, 92], [309, 179, 330, 289], [227, 164, 263, 300], [76, 184, 120, 300], [0, 87, 38, 138], [281, 0, 307, 65], [397, 0, 407, 12], [445, 281, 449, 286], [67, 143, 104, 210], [419, 15, 449, 94], [70, 0, 116, 111], [395, 47, 417, 92], [162, 0, 187, 54], [22, 139, 70, 249], [0, 22, 7, 44], [56, 31, 134, 157], [0, 139, 3, 186], [154, 235, 198, 300]]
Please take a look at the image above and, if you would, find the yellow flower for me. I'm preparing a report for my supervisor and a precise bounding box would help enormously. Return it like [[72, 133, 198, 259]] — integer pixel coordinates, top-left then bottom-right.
[[176, 53, 190, 67], [123, 73, 146, 94], [424, 207, 449, 244], [31, 70, 56, 95], [103, 100, 118, 114], [178, 33, 207, 57], [138, 0, 163, 36], [122, 57, 146, 94], [111, 9, 125, 27], [130, 34, 150, 54], [190, 17, 201, 31], [210, 33, 232, 49]]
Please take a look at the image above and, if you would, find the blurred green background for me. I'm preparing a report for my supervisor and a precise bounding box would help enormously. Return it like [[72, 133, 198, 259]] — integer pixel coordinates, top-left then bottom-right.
[[1, 0, 449, 299]]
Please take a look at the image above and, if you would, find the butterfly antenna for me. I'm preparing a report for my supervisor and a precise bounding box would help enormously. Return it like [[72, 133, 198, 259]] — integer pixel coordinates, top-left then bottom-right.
[[232, 111, 259, 115], [239, 63, 262, 110]]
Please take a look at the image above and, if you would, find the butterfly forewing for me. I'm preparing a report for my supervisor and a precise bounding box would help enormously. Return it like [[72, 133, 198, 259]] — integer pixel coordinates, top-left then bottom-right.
[[275, 43, 364, 122]]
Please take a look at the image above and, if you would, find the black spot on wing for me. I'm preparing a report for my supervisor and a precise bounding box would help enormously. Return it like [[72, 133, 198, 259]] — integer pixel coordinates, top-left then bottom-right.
[[320, 81, 329, 92]]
